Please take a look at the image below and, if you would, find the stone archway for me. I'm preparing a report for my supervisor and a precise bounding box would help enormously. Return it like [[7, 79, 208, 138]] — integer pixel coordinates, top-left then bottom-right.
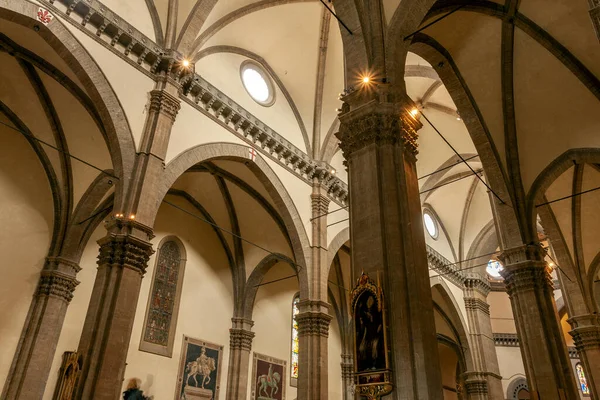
[[159, 142, 311, 298], [507, 377, 530, 400]]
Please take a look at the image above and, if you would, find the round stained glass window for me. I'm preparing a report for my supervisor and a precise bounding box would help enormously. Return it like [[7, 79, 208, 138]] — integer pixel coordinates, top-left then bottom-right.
[[487, 259, 503, 278], [240, 61, 274, 106], [423, 211, 438, 239]]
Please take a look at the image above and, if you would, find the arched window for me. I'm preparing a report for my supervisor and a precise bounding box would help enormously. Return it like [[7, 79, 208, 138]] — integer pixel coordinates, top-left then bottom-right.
[[577, 363, 590, 395], [140, 237, 186, 357], [290, 294, 300, 384]]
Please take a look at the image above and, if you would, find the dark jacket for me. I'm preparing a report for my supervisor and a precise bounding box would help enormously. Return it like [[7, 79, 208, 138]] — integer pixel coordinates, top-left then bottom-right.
[[123, 388, 147, 400]]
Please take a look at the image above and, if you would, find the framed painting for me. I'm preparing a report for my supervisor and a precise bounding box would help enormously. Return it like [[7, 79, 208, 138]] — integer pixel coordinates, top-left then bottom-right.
[[174, 336, 223, 400], [251, 353, 287, 400]]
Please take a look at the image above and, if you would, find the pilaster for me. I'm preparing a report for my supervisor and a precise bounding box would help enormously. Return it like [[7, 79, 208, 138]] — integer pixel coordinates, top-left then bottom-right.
[[341, 353, 354, 400], [76, 219, 154, 400], [336, 87, 442, 400], [462, 274, 503, 400], [226, 318, 255, 400], [296, 300, 332, 400], [498, 244, 578, 400], [569, 313, 600, 398], [2, 257, 80, 400]]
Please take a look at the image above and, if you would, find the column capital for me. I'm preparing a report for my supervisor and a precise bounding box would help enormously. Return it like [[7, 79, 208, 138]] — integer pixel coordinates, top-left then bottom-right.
[[296, 310, 332, 338], [336, 98, 421, 160], [97, 219, 154, 276], [462, 372, 489, 395], [464, 273, 491, 297], [229, 328, 255, 351], [36, 270, 79, 303], [45, 256, 82, 275], [149, 89, 181, 121], [498, 244, 553, 296], [340, 353, 354, 381], [569, 314, 600, 352]]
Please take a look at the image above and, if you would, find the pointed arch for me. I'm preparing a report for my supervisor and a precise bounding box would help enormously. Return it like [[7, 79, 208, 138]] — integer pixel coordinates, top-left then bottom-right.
[[0, 0, 136, 209]]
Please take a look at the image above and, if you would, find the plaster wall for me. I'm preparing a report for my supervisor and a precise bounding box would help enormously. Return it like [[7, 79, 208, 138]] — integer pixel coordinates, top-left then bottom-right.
[[488, 291, 517, 333], [496, 346, 526, 396], [59, 15, 155, 150], [0, 127, 53, 389]]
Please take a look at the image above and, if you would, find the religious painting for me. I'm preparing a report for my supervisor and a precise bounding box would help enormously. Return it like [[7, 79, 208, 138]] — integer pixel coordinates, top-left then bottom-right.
[[174, 336, 223, 400], [251, 353, 287, 400], [350, 272, 392, 400], [140, 237, 186, 357]]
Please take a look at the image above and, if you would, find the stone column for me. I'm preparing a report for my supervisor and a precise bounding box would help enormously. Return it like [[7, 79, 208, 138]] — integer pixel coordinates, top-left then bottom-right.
[[498, 244, 578, 400], [341, 353, 354, 400], [462, 274, 503, 400], [336, 88, 443, 399], [226, 318, 255, 400], [75, 76, 180, 399], [2, 257, 79, 399], [569, 314, 600, 397], [296, 184, 332, 400], [297, 300, 332, 400], [75, 219, 153, 399]]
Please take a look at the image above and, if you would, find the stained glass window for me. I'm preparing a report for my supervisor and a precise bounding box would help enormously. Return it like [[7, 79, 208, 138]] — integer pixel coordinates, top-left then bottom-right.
[[577, 363, 590, 395], [291, 295, 300, 380], [140, 238, 185, 356]]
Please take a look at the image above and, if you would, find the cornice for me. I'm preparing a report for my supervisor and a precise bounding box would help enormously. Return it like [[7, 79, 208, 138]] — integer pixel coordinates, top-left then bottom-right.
[[427, 245, 466, 287], [39, 0, 349, 206], [493, 333, 580, 358]]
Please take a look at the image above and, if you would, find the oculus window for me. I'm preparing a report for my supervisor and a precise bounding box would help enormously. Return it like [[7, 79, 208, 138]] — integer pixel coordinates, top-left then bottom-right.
[[423, 210, 438, 239], [486, 259, 503, 279], [240, 61, 275, 106]]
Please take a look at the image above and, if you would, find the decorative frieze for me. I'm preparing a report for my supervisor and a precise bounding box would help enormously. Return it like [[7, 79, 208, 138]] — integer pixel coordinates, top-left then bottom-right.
[[501, 264, 553, 297], [36, 271, 79, 303], [296, 312, 332, 337], [493, 333, 580, 358], [229, 328, 255, 351], [149, 89, 181, 121], [464, 379, 488, 395], [340, 353, 354, 381], [426, 245, 466, 287]]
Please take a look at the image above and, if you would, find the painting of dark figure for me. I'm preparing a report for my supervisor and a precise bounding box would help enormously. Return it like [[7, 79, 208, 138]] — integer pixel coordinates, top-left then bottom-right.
[[355, 291, 386, 372]]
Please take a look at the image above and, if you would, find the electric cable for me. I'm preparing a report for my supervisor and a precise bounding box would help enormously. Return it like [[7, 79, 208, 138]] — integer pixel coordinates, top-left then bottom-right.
[[319, 0, 353, 35], [310, 206, 348, 221], [420, 111, 507, 205], [418, 154, 479, 180], [0, 119, 119, 180], [404, 5, 465, 41]]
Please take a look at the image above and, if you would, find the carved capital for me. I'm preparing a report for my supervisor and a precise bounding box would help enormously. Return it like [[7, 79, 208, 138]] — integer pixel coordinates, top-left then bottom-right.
[[569, 315, 600, 352], [296, 312, 332, 337], [36, 271, 79, 303], [340, 353, 354, 381], [149, 89, 181, 121], [501, 262, 553, 297], [462, 372, 489, 395], [464, 273, 491, 297], [336, 102, 420, 159], [229, 328, 255, 351], [498, 243, 546, 266], [464, 297, 490, 315], [97, 220, 154, 276], [46, 256, 82, 275]]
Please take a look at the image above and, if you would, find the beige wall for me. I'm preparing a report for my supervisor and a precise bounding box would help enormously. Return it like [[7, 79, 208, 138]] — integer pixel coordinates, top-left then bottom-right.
[[0, 127, 54, 389]]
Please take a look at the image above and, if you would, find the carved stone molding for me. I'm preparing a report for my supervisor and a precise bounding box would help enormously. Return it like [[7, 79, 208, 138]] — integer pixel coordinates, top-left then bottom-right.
[[501, 263, 553, 297], [336, 105, 420, 159], [229, 328, 255, 351], [464, 273, 491, 297], [498, 243, 545, 266], [311, 192, 330, 216], [46, 256, 82, 275], [427, 244, 466, 287], [149, 89, 181, 121], [36, 270, 79, 303], [296, 312, 332, 337], [340, 353, 354, 381], [97, 219, 154, 276], [464, 297, 490, 315], [569, 315, 600, 351], [463, 379, 488, 395]]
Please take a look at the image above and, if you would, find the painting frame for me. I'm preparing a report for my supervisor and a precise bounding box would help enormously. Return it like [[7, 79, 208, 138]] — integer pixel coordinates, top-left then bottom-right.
[[174, 335, 224, 400], [251, 352, 287, 400]]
